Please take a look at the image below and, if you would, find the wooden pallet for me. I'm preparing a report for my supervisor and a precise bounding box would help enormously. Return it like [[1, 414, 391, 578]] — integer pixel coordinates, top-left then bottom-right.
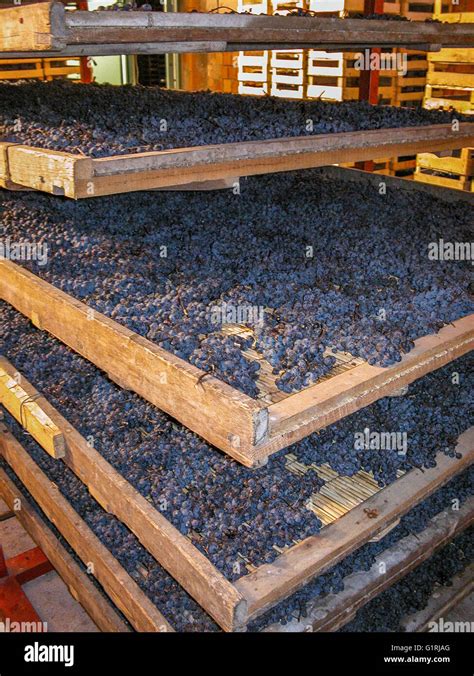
[[0, 428, 173, 632], [0, 58, 44, 80], [0, 469, 129, 632], [263, 497, 474, 631], [415, 147, 473, 190], [0, 57, 81, 81], [0, 355, 472, 631], [1, 123, 474, 197], [414, 168, 472, 190], [1, 3, 474, 56], [1, 260, 473, 466]]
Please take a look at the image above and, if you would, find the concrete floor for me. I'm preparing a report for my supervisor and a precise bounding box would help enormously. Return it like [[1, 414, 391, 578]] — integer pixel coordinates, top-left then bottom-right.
[[0, 498, 98, 632]]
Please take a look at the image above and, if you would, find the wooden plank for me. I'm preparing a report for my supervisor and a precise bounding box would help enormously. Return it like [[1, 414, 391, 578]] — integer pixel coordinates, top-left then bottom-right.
[[0, 468, 129, 632], [258, 314, 474, 462], [62, 11, 474, 48], [0, 577, 42, 624], [235, 428, 474, 623], [0, 142, 11, 188], [263, 497, 474, 632], [435, 11, 474, 24], [0, 356, 247, 632], [428, 48, 474, 63], [0, 426, 173, 632], [0, 364, 66, 459], [414, 171, 470, 191], [400, 564, 474, 632], [428, 71, 474, 89], [0, 3, 66, 52], [1, 5, 474, 55], [0, 261, 266, 464]]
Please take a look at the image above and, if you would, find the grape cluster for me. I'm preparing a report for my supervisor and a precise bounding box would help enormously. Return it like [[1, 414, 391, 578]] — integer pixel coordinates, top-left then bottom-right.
[[0, 81, 461, 159], [1, 170, 472, 396]]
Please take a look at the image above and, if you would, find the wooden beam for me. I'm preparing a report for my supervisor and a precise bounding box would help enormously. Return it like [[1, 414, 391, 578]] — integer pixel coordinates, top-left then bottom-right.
[[235, 428, 474, 623], [0, 468, 130, 632], [1, 5, 474, 55], [7, 146, 93, 199], [0, 3, 66, 52], [6, 547, 53, 586], [0, 427, 174, 632], [0, 356, 247, 632], [0, 364, 66, 459], [263, 498, 474, 632], [0, 261, 266, 463]]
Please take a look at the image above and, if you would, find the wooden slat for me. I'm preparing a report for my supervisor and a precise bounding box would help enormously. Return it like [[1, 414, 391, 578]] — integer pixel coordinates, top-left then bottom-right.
[[0, 261, 266, 464], [61, 9, 474, 49], [235, 428, 474, 623], [428, 71, 474, 89], [0, 577, 42, 624], [414, 171, 470, 191], [0, 365, 66, 459], [428, 48, 474, 63], [0, 356, 247, 632], [264, 497, 474, 632], [6, 547, 53, 585], [0, 468, 129, 632], [417, 149, 473, 176], [0, 429, 173, 632]]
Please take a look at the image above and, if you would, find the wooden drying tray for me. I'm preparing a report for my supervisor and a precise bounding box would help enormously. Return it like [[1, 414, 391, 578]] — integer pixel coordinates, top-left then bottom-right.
[[2, 452, 472, 636], [0, 428, 173, 633], [1, 260, 473, 467], [1, 3, 474, 56], [263, 496, 474, 632], [0, 355, 472, 631], [1, 124, 474, 197]]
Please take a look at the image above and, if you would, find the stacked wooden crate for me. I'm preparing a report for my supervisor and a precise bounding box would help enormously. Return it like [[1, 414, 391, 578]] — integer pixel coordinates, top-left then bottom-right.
[[415, 147, 474, 190], [415, 5, 474, 191]]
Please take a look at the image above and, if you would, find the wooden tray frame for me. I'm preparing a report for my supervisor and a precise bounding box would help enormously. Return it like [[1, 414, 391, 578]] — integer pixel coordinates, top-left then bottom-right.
[[0, 354, 472, 631], [0, 260, 473, 466]]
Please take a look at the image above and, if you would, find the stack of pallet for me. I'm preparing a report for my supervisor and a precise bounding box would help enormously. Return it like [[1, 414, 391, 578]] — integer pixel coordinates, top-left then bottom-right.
[[415, 5, 474, 191]]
